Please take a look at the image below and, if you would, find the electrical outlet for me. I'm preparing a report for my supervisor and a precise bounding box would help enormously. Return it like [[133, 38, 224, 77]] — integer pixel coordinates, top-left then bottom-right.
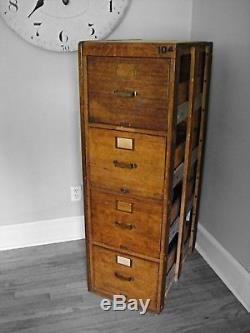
[[71, 185, 82, 202]]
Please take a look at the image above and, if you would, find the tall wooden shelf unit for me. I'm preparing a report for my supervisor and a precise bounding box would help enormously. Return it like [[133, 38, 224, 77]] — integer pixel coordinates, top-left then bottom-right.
[[78, 40, 212, 313]]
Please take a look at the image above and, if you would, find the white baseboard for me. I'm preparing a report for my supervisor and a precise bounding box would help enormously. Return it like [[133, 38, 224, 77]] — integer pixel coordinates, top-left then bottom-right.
[[0, 216, 85, 251], [196, 224, 250, 312]]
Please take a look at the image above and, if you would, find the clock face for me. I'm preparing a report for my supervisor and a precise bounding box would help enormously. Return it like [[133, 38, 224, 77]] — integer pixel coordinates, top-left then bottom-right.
[[0, 0, 131, 52]]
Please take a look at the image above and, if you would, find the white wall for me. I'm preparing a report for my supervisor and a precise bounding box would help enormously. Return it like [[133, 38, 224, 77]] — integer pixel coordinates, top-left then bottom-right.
[[0, 0, 192, 226], [111, 0, 193, 40], [0, 21, 83, 226], [191, 0, 250, 271]]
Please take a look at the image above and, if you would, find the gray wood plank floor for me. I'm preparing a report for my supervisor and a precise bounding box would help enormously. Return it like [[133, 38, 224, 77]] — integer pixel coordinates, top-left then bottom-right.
[[0, 240, 249, 333]]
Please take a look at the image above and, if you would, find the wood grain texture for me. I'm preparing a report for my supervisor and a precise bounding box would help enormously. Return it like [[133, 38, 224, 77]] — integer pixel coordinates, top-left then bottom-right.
[[81, 41, 177, 58], [156, 52, 181, 312], [78, 47, 93, 291], [175, 47, 200, 279], [189, 46, 213, 252], [88, 56, 170, 131], [0, 240, 248, 333], [88, 122, 168, 137], [92, 245, 159, 311], [80, 40, 212, 58], [88, 127, 166, 200], [79, 41, 213, 313], [90, 189, 162, 258]]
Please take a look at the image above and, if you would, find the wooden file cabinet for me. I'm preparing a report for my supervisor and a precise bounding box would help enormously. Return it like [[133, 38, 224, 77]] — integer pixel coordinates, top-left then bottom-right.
[[78, 40, 212, 313]]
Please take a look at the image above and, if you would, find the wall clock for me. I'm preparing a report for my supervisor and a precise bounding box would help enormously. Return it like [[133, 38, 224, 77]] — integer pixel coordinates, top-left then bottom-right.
[[0, 0, 131, 52]]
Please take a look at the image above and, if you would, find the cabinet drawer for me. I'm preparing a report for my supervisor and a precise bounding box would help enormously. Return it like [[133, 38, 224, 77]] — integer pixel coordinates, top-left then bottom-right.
[[91, 189, 162, 258], [87, 56, 170, 131], [92, 245, 159, 310], [88, 128, 166, 199]]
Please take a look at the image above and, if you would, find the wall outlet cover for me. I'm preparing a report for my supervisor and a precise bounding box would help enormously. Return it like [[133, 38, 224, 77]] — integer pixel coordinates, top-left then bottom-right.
[[71, 185, 82, 202]]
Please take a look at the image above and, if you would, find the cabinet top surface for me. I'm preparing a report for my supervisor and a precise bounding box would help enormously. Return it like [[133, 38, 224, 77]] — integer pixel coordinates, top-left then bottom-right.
[[80, 39, 212, 45], [79, 40, 213, 58]]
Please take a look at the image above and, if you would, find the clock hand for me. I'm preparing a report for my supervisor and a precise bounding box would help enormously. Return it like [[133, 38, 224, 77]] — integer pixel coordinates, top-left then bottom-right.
[[28, 0, 44, 18]]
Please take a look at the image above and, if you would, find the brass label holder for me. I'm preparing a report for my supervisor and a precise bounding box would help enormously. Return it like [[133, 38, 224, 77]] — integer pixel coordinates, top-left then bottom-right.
[[116, 255, 132, 267], [116, 200, 133, 213], [116, 137, 134, 150]]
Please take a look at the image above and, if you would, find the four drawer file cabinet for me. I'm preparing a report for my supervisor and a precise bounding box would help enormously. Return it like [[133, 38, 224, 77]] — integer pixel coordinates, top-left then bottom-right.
[[78, 40, 212, 313]]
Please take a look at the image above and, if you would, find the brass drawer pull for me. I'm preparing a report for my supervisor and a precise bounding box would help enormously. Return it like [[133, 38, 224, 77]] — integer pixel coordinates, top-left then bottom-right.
[[114, 89, 137, 98], [114, 221, 136, 230], [113, 160, 137, 169], [114, 272, 134, 282]]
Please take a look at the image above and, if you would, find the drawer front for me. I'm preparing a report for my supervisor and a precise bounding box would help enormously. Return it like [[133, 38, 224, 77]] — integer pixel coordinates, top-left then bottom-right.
[[92, 245, 159, 309], [91, 189, 162, 258], [88, 128, 166, 199], [87, 56, 170, 131]]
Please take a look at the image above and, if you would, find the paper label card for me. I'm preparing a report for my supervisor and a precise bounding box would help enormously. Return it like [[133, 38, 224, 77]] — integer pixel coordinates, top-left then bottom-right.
[[116, 256, 132, 267]]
